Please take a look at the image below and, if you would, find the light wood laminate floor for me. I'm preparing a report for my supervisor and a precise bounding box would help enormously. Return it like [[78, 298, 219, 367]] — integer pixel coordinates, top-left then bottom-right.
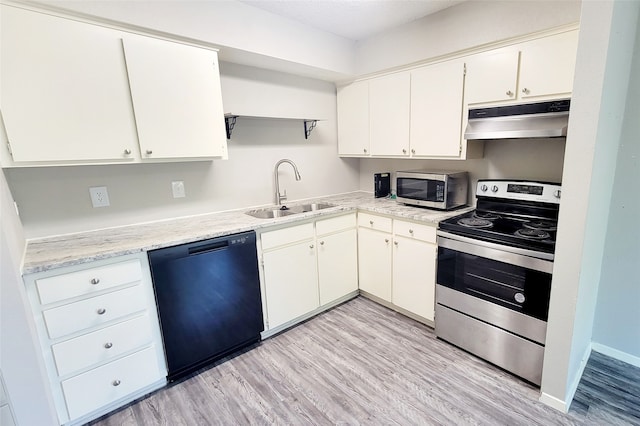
[[91, 297, 640, 425]]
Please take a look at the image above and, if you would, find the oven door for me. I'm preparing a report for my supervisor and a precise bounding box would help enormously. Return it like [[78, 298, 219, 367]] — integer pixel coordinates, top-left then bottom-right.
[[436, 232, 552, 344]]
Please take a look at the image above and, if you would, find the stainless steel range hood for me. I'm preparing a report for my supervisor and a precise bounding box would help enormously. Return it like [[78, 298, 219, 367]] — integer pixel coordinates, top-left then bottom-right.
[[464, 99, 570, 140]]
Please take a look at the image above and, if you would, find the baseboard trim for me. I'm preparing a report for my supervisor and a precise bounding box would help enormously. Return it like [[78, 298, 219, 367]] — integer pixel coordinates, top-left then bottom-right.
[[591, 342, 640, 368], [539, 392, 569, 413], [539, 343, 592, 413]]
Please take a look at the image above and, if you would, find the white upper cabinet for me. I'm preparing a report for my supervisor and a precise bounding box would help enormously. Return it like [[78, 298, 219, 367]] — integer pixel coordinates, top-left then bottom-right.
[[369, 72, 411, 157], [518, 30, 579, 100], [465, 30, 579, 106], [410, 60, 465, 157], [1, 6, 138, 163], [337, 81, 370, 156], [0, 6, 227, 167], [464, 49, 520, 105], [122, 37, 227, 160]]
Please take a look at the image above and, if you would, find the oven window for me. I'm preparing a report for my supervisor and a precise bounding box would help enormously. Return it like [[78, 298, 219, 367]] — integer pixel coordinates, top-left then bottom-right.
[[437, 247, 551, 321], [397, 178, 445, 202]]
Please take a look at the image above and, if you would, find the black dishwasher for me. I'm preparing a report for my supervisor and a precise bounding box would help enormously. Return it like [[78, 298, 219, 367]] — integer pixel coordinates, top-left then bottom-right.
[[148, 230, 263, 382]]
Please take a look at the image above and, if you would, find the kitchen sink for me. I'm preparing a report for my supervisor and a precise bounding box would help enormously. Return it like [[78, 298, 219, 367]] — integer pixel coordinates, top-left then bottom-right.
[[245, 208, 295, 219], [245, 202, 335, 219]]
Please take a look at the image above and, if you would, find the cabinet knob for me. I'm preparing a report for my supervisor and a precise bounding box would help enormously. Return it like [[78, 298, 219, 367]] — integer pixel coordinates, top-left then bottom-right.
[[146, 150, 153, 155], [112, 380, 121, 387], [402, 149, 407, 154], [506, 90, 514, 97], [104, 342, 113, 349], [309, 244, 314, 249], [90, 278, 100, 285], [411, 149, 415, 154], [409, 229, 414, 234], [394, 241, 399, 246], [320, 241, 325, 246], [123, 149, 132, 155], [522, 88, 530, 94], [97, 308, 106, 315], [363, 148, 368, 154], [369, 220, 374, 225], [384, 238, 389, 243]]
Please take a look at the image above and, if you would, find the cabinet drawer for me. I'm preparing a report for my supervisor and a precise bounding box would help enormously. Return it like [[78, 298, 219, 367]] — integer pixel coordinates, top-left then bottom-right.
[[357, 212, 392, 233], [43, 285, 146, 340], [261, 222, 314, 251], [316, 213, 356, 236], [62, 345, 160, 421], [52, 314, 153, 377], [36, 260, 142, 305], [394, 220, 436, 243]]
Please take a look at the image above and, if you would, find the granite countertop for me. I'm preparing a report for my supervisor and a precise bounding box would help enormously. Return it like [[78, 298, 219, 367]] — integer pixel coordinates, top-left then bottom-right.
[[22, 191, 472, 275]]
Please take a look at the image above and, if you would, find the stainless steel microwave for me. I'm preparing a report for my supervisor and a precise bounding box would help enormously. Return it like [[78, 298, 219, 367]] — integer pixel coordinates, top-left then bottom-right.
[[396, 170, 468, 210]]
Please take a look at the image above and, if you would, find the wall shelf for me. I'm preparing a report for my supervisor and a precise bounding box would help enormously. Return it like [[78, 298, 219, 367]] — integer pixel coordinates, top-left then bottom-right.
[[224, 114, 321, 140]]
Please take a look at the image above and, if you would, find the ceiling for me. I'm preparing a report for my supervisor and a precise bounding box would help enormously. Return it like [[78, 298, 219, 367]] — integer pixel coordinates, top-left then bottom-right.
[[238, 0, 465, 41]]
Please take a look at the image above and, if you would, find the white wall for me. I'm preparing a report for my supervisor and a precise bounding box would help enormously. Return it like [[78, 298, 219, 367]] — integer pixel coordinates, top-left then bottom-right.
[[592, 12, 640, 363], [540, 0, 639, 411], [354, 0, 581, 75], [358, 139, 566, 199], [4, 62, 360, 238], [0, 171, 58, 425]]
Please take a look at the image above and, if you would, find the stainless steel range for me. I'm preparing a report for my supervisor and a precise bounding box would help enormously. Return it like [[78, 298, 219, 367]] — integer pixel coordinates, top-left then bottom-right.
[[435, 179, 561, 385]]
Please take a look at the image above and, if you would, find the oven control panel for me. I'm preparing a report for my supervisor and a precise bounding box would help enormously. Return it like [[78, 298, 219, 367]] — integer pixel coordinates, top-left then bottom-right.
[[477, 180, 561, 204]]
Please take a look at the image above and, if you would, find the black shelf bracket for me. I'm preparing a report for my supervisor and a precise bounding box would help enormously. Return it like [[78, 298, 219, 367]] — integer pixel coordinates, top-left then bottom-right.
[[304, 120, 317, 139], [225, 115, 238, 140]]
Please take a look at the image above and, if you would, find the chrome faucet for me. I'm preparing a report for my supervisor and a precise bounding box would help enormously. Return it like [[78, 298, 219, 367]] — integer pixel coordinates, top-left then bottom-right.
[[274, 159, 302, 206]]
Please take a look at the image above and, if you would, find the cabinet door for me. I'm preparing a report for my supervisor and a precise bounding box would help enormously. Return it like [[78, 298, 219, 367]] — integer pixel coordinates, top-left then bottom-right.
[[0, 6, 138, 163], [392, 236, 437, 321], [337, 81, 370, 156], [263, 241, 319, 329], [519, 31, 579, 100], [369, 72, 410, 156], [465, 49, 520, 105], [317, 229, 358, 305], [410, 61, 464, 157], [122, 36, 227, 159], [357, 228, 392, 302]]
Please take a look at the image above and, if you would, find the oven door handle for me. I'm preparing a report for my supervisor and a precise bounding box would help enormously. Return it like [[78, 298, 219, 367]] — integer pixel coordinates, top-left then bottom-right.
[[437, 231, 554, 274]]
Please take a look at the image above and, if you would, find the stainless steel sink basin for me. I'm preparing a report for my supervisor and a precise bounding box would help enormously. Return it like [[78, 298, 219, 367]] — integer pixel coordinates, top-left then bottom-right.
[[285, 202, 335, 213], [245, 202, 335, 219], [245, 208, 295, 219]]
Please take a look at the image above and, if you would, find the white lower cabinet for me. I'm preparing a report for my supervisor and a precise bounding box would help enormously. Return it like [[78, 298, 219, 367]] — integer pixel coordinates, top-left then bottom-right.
[[260, 213, 358, 332], [23, 253, 167, 425], [357, 227, 392, 301], [61, 346, 161, 420], [263, 234, 319, 329], [358, 212, 438, 323]]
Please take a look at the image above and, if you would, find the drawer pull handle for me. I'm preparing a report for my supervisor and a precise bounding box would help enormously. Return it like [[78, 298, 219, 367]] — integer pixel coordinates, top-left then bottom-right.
[[90, 278, 100, 285], [97, 308, 106, 315], [112, 379, 121, 387], [104, 342, 113, 349]]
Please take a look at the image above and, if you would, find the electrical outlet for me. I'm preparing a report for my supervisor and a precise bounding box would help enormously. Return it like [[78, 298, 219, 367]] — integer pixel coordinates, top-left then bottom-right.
[[89, 186, 110, 208], [172, 181, 186, 198]]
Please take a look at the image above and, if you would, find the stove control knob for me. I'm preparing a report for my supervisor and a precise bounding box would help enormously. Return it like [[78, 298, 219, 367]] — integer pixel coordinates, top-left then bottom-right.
[[480, 184, 488, 192], [554, 190, 561, 199], [491, 185, 499, 193]]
